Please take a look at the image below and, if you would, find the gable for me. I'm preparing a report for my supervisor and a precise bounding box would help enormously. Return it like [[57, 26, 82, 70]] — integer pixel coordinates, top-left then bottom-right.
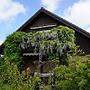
[[18, 12, 61, 32], [17, 7, 90, 39], [30, 12, 58, 28]]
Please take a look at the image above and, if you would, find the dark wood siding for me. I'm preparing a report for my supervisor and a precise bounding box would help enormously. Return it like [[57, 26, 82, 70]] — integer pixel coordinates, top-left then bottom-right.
[[75, 31, 90, 54], [30, 13, 58, 27], [21, 12, 60, 32]]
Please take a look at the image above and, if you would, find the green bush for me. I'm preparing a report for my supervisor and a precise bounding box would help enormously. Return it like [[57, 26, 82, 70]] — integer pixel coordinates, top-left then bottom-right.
[[0, 59, 41, 90], [53, 55, 90, 90], [4, 32, 27, 70]]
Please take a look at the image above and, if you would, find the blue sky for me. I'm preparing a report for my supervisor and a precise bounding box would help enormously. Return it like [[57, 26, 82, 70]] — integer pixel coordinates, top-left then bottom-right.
[[0, 0, 90, 45]]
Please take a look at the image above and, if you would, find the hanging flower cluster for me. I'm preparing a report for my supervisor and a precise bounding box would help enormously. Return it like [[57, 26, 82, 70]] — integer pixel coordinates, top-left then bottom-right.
[[20, 26, 75, 65]]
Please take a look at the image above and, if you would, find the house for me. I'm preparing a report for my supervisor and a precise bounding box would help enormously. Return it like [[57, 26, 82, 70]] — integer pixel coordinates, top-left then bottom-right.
[[1, 7, 90, 55], [0, 7, 90, 85], [17, 7, 90, 55]]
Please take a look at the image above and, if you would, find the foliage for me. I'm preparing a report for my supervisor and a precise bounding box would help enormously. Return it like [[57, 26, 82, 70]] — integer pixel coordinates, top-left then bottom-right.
[[0, 56, 4, 70], [33, 72, 41, 89], [0, 55, 90, 90], [20, 26, 75, 65], [4, 32, 27, 70], [2, 25, 89, 90], [0, 59, 41, 90], [3, 26, 75, 69], [53, 55, 90, 90]]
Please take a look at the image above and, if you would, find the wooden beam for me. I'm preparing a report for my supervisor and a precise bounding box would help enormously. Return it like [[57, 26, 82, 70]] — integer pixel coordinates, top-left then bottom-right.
[[40, 73, 54, 77], [30, 24, 57, 29], [23, 53, 40, 56]]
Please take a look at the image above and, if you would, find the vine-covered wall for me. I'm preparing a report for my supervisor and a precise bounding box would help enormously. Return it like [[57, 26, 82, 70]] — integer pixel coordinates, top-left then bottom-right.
[[4, 26, 76, 70]]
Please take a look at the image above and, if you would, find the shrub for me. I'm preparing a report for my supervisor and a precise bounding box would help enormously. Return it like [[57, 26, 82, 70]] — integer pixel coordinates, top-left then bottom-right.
[[53, 55, 90, 90], [4, 32, 27, 70]]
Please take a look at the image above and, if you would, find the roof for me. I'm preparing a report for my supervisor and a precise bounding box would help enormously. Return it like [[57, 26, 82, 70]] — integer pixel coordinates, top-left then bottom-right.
[[17, 7, 90, 38], [1, 7, 90, 55]]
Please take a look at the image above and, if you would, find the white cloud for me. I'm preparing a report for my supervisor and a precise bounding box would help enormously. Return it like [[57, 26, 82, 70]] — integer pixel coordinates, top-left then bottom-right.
[[0, 0, 25, 22], [64, 0, 90, 33], [41, 0, 62, 12]]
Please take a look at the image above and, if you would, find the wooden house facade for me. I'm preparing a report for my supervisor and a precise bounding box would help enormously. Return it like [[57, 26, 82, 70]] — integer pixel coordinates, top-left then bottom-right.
[[17, 7, 90, 55]]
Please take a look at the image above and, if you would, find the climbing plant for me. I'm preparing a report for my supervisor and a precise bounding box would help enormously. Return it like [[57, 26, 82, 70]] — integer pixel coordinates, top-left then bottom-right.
[[4, 25, 76, 69], [4, 32, 27, 70], [20, 25, 76, 65]]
